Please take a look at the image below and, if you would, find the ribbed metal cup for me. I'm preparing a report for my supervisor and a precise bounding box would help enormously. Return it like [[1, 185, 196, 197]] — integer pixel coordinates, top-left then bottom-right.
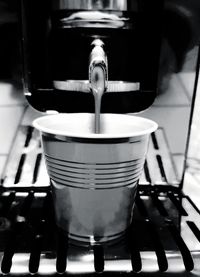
[[33, 113, 157, 244]]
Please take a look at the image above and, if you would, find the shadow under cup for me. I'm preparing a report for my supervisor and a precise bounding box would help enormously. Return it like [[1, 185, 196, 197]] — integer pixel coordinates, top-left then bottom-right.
[[33, 113, 157, 244]]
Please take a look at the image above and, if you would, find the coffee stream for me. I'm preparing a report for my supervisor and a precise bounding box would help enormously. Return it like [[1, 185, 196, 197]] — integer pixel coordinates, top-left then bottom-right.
[[91, 65, 106, 134]]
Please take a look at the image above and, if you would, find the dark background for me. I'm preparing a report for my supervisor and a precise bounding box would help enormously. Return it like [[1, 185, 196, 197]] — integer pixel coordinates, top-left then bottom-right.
[[0, 0, 200, 88]]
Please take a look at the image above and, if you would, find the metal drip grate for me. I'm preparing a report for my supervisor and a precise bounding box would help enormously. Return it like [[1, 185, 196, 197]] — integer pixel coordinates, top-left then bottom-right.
[[1, 125, 179, 189], [1, 124, 200, 276], [0, 189, 199, 275]]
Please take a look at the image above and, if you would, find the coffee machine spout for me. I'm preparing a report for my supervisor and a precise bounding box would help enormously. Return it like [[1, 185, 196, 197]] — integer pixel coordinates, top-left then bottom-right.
[[89, 39, 108, 96], [53, 39, 140, 95]]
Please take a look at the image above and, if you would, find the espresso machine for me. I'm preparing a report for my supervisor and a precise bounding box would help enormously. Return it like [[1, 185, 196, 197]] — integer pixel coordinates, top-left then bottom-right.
[[0, 0, 200, 275], [21, 0, 163, 113]]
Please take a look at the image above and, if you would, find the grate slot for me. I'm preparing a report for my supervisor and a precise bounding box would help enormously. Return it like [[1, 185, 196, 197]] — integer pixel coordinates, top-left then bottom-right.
[[151, 132, 159, 150], [14, 154, 26, 184], [168, 192, 188, 216], [166, 221, 194, 271], [29, 196, 47, 274], [24, 126, 34, 147], [146, 220, 168, 272], [187, 221, 200, 243], [32, 153, 42, 184], [29, 234, 43, 274], [150, 191, 169, 217], [56, 229, 68, 273], [130, 246, 142, 272], [135, 195, 168, 272], [1, 232, 15, 274], [144, 160, 151, 184], [19, 192, 34, 218], [156, 155, 168, 183], [144, 132, 166, 185], [42, 192, 54, 224], [128, 227, 142, 272], [38, 140, 41, 148], [93, 245, 104, 273], [1, 222, 25, 274], [142, 129, 179, 185]]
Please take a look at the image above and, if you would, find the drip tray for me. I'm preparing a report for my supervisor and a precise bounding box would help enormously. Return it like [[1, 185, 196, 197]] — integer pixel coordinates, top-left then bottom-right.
[[0, 189, 199, 276], [1, 122, 199, 275]]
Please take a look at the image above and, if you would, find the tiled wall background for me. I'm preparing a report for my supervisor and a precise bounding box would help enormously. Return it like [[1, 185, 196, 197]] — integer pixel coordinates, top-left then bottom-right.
[[184, 62, 200, 205], [0, 83, 26, 180], [140, 47, 198, 181]]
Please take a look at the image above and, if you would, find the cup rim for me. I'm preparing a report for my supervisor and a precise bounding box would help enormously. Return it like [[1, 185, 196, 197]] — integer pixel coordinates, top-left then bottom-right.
[[33, 113, 158, 139]]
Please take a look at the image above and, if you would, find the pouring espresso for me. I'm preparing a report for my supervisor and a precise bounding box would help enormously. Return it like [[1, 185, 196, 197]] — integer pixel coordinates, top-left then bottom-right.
[[89, 39, 108, 133]]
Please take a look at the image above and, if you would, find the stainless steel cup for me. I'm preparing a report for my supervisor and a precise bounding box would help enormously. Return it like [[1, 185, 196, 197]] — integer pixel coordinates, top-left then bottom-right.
[[33, 113, 157, 244]]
